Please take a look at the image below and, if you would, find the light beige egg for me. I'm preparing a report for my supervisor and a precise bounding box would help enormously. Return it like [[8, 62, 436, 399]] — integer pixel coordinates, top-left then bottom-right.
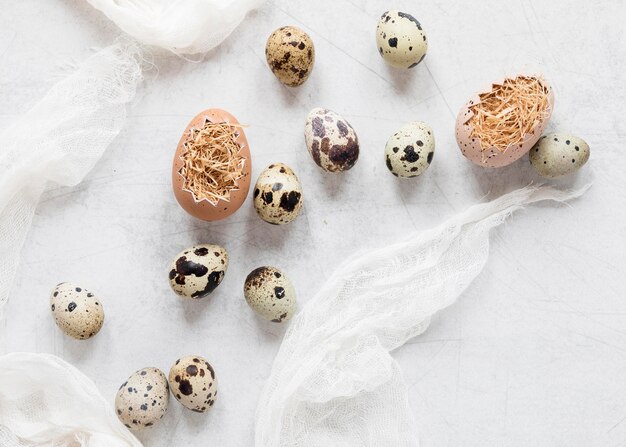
[[529, 133, 590, 178], [168, 244, 228, 299], [50, 283, 104, 340], [265, 26, 315, 87], [168, 355, 217, 413], [253, 163, 303, 225], [384, 121, 435, 178], [304, 108, 359, 172], [115, 367, 169, 431], [244, 266, 296, 323], [376, 10, 428, 69]]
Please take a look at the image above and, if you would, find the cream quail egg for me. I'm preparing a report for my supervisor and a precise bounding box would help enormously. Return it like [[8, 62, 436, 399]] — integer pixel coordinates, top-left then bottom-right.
[[168, 244, 228, 299], [244, 266, 296, 323], [115, 367, 169, 430], [529, 133, 590, 178], [265, 26, 315, 87], [168, 355, 217, 413], [384, 121, 435, 178], [50, 282, 104, 340], [376, 10, 428, 69], [253, 163, 303, 225], [304, 108, 360, 172]]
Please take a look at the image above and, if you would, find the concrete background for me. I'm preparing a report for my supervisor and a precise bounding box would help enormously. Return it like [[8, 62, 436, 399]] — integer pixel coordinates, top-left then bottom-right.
[[1, 1, 625, 445]]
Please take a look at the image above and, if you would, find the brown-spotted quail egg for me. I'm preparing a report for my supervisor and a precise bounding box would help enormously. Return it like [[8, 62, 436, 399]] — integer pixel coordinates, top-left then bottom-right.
[[385, 121, 435, 178], [115, 367, 169, 430], [529, 133, 590, 178], [168, 244, 228, 299], [304, 108, 360, 172], [168, 355, 217, 413], [253, 163, 303, 225], [265, 26, 315, 87], [50, 282, 104, 339], [244, 266, 296, 323], [376, 10, 428, 69]]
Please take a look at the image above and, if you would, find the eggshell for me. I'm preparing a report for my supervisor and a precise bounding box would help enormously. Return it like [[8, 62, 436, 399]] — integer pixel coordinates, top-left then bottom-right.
[[168, 355, 217, 413], [384, 121, 434, 178], [265, 26, 315, 87], [455, 77, 554, 168], [244, 266, 296, 323], [529, 133, 590, 178], [304, 108, 359, 172], [50, 282, 104, 340], [376, 10, 428, 69], [115, 367, 169, 430], [172, 109, 251, 221], [168, 244, 228, 299], [253, 163, 303, 225]]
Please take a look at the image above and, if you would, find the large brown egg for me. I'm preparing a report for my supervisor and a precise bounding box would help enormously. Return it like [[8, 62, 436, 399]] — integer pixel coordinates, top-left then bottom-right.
[[172, 109, 251, 221], [455, 76, 554, 168]]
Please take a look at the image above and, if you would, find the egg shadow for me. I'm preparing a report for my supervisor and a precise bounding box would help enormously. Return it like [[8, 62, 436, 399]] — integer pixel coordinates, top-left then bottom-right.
[[466, 156, 536, 198], [274, 81, 307, 108], [465, 150, 593, 210], [384, 58, 432, 97], [251, 313, 289, 341], [316, 169, 353, 199], [62, 324, 111, 364], [178, 294, 219, 324], [394, 169, 430, 202], [237, 199, 301, 255], [385, 63, 414, 94]]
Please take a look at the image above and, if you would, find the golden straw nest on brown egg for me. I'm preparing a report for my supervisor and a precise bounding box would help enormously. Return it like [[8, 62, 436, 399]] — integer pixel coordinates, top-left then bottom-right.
[[179, 120, 247, 205]]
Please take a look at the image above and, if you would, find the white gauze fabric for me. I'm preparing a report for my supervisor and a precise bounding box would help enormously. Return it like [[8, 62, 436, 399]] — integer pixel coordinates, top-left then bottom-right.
[[0, 186, 586, 446], [85, 0, 266, 55], [255, 184, 588, 447], [0, 42, 143, 319], [0, 352, 141, 447]]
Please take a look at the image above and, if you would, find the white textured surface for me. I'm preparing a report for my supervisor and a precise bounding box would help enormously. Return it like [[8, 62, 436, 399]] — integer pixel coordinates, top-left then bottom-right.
[[1, 1, 625, 446]]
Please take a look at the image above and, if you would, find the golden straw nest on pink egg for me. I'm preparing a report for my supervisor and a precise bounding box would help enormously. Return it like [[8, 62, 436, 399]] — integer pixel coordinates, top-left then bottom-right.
[[456, 75, 554, 168]]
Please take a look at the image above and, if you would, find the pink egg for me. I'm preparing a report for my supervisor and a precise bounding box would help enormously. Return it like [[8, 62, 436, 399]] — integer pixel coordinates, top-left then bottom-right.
[[455, 76, 554, 168]]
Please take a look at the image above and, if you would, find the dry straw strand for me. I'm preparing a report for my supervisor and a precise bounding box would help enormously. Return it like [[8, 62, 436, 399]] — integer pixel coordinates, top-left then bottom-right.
[[467, 76, 551, 153], [179, 120, 246, 205]]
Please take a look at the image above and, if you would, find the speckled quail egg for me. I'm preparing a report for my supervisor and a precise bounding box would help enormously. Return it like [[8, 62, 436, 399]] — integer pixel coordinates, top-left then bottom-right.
[[168, 244, 228, 299], [385, 121, 435, 178], [50, 283, 104, 339], [376, 10, 428, 69], [529, 133, 590, 178], [244, 266, 296, 323], [253, 163, 303, 225], [168, 355, 217, 413], [265, 26, 315, 87], [115, 367, 169, 430], [304, 108, 360, 172]]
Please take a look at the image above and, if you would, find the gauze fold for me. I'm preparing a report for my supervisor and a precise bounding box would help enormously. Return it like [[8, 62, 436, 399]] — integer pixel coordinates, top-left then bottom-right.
[[254, 184, 589, 447]]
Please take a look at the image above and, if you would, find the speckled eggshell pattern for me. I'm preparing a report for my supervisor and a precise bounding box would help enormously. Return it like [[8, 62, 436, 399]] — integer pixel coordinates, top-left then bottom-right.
[[265, 26, 315, 87], [169, 355, 217, 413], [529, 133, 590, 178], [384, 121, 435, 178], [304, 108, 359, 172], [253, 163, 303, 225], [376, 10, 428, 69], [168, 244, 228, 299], [244, 266, 296, 323], [115, 367, 169, 430], [50, 283, 104, 340]]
